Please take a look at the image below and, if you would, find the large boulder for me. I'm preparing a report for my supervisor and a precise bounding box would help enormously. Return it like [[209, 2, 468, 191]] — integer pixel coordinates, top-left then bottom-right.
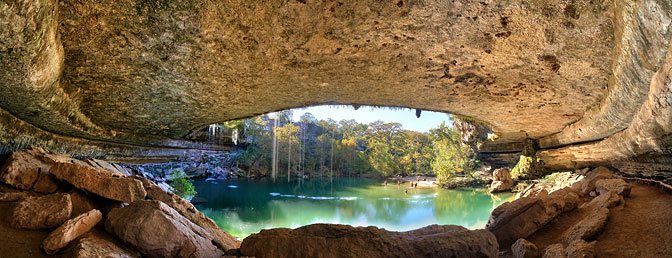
[[595, 179, 631, 197], [51, 163, 146, 203], [105, 200, 224, 258], [490, 168, 514, 193], [133, 176, 240, 250], [239, 224, 499, 258], [42, 209, 102, 255], [562, 208, 609, 244], [511, 238, 539, 258], [488, 187, 580, 247], [0, 147, 60, 192], [11, 193, 72, 229], [487, 197, 548, 247], [63, 233, 139, 258], [580, 167, 612, 194]]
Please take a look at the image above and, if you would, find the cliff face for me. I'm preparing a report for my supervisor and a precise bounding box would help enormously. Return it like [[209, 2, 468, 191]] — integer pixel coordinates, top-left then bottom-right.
[[1, 0, 671, 170]]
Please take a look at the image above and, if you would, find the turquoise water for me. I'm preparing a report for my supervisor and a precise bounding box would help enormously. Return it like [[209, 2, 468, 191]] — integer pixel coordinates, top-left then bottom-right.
[[193, 177, 514, 240]]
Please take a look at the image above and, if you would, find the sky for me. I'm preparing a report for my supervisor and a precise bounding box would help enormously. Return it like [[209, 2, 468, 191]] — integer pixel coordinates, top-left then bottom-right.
[[289, 105, 452, 133]]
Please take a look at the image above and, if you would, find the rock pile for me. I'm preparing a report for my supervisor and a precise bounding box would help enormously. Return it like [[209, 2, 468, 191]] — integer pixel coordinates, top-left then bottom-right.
[[490, 166, 632, 258], [0, 147, 240, 257]]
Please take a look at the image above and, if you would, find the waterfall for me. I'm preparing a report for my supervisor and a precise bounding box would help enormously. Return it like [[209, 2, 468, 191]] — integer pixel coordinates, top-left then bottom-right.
[[232, 128, 238, 145]]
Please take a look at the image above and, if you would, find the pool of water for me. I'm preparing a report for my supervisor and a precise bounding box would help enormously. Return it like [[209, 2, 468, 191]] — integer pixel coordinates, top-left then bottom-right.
[[192, 177, 514, 240]]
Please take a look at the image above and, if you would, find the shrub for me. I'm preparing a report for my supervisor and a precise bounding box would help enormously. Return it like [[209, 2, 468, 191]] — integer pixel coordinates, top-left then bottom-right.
[[169, 170, 197, 199]]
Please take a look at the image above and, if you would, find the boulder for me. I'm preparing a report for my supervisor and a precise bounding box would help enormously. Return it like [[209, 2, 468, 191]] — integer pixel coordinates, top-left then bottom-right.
[[51, 163, 146, 203], [0, 147, 52, 190], [566, 239, 595, 258], [543, 243, 566, 258], [487, 197, 548, 247], [133, 176, 239, 250], [63, 233, 139, 258], [11, 193, 72, 229], [42, 209, 102, 255], [581, 191, 620, 211], [490, 168, 514, 193], [240, 224, 499, 258], [511, 238, 539, 258], [105, 200, 224, 258], [562, 208, 609, 244], [580, 167, 612, 194], [595, 179, 631, 197]]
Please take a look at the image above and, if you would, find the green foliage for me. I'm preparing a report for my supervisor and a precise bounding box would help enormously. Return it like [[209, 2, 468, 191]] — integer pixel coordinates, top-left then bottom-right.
[[236, 110, 478, 180], [430, 122, 480, 186], [169, 170, 197, 199], [510, 155, 544, 180]]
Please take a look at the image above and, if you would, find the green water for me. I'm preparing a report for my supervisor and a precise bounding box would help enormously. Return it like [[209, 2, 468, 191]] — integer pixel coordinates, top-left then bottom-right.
[[193, 177, 514, 240]]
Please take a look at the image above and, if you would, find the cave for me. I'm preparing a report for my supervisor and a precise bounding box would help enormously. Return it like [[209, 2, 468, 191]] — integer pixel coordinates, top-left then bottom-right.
[[1, 0, 671, 257]]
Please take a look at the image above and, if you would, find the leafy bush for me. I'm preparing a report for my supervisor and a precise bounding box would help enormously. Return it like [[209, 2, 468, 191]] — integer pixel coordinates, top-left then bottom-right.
[[169, 170, 197, 199]]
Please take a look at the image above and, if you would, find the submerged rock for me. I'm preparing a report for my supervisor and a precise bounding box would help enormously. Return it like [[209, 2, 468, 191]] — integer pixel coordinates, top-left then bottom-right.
[[490, 167, 514, 193], [105, 200, 224, 258], [51, 163, 146, 203], [240, 224, 499, 258], [11, 193, 72, 229], [42, 209, 102, 255], [511, 238, 539, 258]]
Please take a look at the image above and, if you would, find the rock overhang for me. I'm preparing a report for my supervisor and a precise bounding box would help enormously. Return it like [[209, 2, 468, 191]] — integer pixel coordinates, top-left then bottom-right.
[[1, 0, 671, 168]]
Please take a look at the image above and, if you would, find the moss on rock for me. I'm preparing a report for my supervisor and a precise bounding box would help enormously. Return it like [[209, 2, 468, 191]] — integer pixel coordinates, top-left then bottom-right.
[[511, 155, 545, 180]]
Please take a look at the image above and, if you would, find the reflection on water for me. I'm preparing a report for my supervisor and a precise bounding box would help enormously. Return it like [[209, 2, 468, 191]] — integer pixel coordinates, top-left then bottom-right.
[[193, 177, 514, 240]]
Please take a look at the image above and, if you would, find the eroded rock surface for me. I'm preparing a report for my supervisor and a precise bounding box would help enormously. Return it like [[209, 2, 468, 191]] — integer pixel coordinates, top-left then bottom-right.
[[63, 233, 139, 258], [11, 193, 72, 229], [562, 208, 609, 244], [566, 239, 595, 258], [42, 209, 102, 255], [133, 176, 240, 250], [51, 163, 146, 203], [580, 167, 613, 194], [240, 224, 498, 258], [595, 179, 631, 197], [543, 243, 567, 258], [105, 200, 224, 258], [512, 238, 539, 258]]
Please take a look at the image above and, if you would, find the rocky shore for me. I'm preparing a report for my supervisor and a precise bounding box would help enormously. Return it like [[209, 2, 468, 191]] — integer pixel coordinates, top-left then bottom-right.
[[0, 147, 239, 257]]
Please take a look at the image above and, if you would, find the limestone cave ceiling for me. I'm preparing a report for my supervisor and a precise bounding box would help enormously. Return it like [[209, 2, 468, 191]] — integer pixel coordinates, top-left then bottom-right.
[[0, 0, 671, 160]]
